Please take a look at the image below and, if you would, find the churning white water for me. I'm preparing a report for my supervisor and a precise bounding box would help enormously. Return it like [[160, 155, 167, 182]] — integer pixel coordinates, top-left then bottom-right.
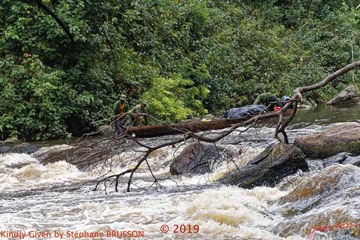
[[1, 124, 359, 240]]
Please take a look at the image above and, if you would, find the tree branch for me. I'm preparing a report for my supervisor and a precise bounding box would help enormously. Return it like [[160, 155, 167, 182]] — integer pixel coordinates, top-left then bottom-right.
[[293, 60, 360, 103], [93, 61, 360, 192], [22, 0, 74, 44]]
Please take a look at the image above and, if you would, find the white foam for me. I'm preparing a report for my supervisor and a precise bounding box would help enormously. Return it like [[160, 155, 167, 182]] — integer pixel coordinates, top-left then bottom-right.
[[0, 153, 38, 170], [0, 159, 86, 190]]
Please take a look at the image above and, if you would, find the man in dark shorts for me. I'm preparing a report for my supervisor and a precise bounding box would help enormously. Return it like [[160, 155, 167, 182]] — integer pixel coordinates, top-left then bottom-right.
[[113, 94, 128, 138]]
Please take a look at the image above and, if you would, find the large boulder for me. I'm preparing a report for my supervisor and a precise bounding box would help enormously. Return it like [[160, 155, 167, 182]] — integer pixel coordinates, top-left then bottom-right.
[[0, 142, 38, 154], [170, 143, 232, 175], [294, 122, 360, 159], [96, 125, 113, 136], [319, 152, 360, 168], [32, 144, 74, 164], [326, 85, 360, 105], [218, 143, 308, 189]]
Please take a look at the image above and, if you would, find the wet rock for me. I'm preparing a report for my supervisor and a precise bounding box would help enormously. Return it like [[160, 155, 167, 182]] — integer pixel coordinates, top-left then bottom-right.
[[170, 142, 230, 175], [320, 152, 349, 168], [218, 143, 308, 189], [343, 154, 360, 167], [33, 143, 100, 171], [0, 145, 11, 153], [274, 165, 360, 239], [32, 144, 74, 164], [294, 122, 360, 159], [4, 136, 22, 144], [326, 84, 360, 105], [96, 125, 113, 136], [320, 152, 360, 168], [0, 142, 38, 154], [32, 139, 119, 170]]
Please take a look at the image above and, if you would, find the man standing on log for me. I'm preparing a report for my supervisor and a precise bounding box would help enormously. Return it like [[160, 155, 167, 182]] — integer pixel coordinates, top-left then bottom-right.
[[113, 94, 128, 138]]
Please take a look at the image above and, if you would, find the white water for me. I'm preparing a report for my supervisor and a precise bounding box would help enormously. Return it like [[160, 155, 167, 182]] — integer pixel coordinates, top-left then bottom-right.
[[1, 125, 359, 240]]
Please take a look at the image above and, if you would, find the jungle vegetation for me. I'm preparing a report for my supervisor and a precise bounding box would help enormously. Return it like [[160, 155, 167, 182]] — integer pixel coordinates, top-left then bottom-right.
[[1, 0, 360, 140]]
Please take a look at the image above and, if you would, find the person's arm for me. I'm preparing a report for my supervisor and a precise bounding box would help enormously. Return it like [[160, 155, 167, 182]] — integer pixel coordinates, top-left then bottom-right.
[[128, 105, 140, 120], [129, 105, 139, 114]]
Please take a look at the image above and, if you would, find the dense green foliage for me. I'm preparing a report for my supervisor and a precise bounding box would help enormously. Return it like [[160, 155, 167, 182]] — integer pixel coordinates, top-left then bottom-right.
[[1, 0, 360, 140]]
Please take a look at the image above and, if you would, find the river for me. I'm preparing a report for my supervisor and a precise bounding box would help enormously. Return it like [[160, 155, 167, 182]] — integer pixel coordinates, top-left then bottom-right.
[[1, 104, 359, 240]]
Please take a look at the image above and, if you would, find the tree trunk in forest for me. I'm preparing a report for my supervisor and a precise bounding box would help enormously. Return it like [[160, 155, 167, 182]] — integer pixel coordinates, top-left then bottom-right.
[[21, 0, 74, 43]]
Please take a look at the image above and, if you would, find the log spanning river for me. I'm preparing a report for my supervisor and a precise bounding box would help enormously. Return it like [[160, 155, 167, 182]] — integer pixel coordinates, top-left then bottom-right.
[[1, 104, 359, 240]]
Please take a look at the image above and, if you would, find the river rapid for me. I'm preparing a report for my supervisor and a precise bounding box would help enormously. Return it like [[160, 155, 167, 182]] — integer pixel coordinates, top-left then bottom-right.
[[1, 105, 360, 240]]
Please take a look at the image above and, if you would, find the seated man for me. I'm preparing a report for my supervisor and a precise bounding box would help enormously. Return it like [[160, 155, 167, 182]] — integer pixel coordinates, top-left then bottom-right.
[[126, 100, 149, 126]]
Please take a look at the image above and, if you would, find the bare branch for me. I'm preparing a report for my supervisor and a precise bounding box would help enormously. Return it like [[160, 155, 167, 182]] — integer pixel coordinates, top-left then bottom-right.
[[93, 61, 360, 192], [293, 60, 360, 102]]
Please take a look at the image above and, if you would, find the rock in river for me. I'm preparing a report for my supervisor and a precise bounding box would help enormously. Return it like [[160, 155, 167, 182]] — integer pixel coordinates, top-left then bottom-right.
[[294, 122, 360, 159], [218, 143, 308, 189], [170, 142, 233, 175]]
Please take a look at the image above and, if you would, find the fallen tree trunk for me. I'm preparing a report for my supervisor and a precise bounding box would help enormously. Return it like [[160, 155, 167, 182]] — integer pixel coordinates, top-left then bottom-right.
[[125, 117, 250, 138], [94, 60, 360, 192], [126, 110, 294, 138]]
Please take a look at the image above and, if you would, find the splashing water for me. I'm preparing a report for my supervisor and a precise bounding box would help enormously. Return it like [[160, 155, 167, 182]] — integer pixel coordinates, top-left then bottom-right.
[[1, 121, 359, 240]]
